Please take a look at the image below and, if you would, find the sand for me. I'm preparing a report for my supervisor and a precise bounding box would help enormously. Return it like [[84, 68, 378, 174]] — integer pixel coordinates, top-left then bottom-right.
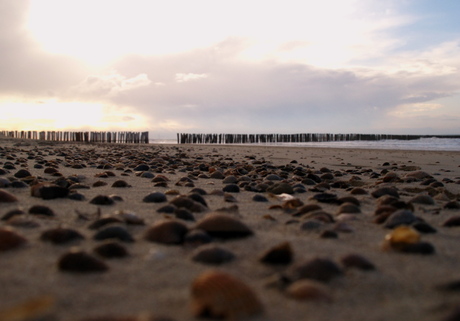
[[0, 137, 460, 321]]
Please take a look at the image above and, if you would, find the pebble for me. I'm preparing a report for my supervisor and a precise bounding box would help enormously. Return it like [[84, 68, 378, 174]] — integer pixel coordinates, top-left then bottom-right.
[[58, 249, 109, 273], [195, 214, 254, 239], [0, 227, 28, 251], [191, 245, 235, 265], [259, 241, 293, 265], [142, 192, 167, 203]]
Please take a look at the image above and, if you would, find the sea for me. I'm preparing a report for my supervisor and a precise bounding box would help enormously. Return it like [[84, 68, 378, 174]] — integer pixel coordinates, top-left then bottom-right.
[[150, 137, 460, 152]]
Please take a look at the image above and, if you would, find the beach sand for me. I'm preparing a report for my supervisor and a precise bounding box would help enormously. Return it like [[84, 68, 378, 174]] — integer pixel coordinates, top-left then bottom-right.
[[0, 137, 460, 321]]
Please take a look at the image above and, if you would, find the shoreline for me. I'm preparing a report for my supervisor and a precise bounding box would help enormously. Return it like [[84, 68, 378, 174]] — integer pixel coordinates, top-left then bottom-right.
[[0, 138, 460, 320]]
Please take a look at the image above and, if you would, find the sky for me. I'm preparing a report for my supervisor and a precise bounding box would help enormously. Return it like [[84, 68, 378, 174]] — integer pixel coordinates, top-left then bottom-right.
[[0, 0, 459, 138]]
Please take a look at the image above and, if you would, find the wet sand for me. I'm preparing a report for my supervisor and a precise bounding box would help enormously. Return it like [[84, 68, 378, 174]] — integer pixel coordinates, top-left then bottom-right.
[[0, 137, 460, 321]]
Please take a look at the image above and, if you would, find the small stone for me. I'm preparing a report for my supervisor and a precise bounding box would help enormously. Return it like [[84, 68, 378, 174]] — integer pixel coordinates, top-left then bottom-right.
[[143, 192, 167, 203], [259, 241, 293, 265], [191, 245, 235, 265], [384, 210, 417, 229]]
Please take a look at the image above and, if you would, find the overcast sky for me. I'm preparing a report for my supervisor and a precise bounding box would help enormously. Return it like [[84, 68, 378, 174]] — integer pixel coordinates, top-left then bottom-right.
[[0, 0, 459, 138]]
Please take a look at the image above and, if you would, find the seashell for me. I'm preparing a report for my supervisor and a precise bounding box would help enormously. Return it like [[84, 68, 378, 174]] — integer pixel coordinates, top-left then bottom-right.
[[0, 227, 28, 251], [157, 205, 177, 214], [115, 211, 145, 225], [93, 226, 135, 243], [286, 279, 333, 302], [303, 210, 335, 223], [29, 205, 55, 217], [111, 180, 131, 188], [68, 192, 86, 201], [336, 203, 361, 214], [195, 214, 253, 239], [311, 193, 338, 203], [384, 210, 416, 229], [191, 245, 235, 265], [282, 198, 304, 209], [371, 187, 400, 199], [405, 170, 432, 180], [184, 229, 212, 247], [190, 270, 263, 319], [187, 193, 208, 207], [292, 204, 322, 217], [174, 208, 195, 221], [267, 183, 294, 195], [14, 169, 32, 178], [410, 194, 435, 205], [6, 216, 40, 228], [88, 216, 123, 229], [252, 194, 268, 202], [259, 241, 293, 265], [340, 254, 376, 270], [224, 193, 237, 203], [412, 222, 437, 234], [90, 195, 115, 205], [300, 219, 323, 230], [58, 248, 109, 273], [444, 201, 460, 209], [93, 180, 108, 187], [443, 216, 460, 227], [222, 184, 240, 193], [40, 227, 84, 244], [1, 208, 26, 221], [0, 189, 18, 202], [93, 241, 129, 258], [144, 220, 188, 244], [170, 196, 207, 212], [0, 295, 55, 321], [349, 187, 368, 195], [384, 226, 420, 246], [382, 226, 434, 254], [143, 192, 167, 203], [164, 189, 180, 195], [285, 257, 343, 283]]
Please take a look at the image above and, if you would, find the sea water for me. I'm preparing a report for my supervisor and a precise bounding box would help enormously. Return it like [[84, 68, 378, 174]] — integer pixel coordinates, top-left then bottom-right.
[[150, 137, 460, 152]]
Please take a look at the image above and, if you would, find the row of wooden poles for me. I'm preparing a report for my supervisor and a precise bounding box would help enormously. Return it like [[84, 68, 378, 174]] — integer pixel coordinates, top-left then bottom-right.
[[0, 130, 149, 144], [177, 133, 460, 144]]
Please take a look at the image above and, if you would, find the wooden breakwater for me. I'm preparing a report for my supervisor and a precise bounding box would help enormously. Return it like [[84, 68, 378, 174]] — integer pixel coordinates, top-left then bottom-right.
[[0, 130, 149, 144], [177, 133, 460, 144]]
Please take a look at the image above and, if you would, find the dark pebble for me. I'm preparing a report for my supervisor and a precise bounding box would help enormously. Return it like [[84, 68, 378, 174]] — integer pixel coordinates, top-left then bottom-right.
[[93, 226, 135, 242], [93, 241, 129, 258], [41, 227, 84, 244], [191, 245, 235, 265], [29, 205, 55, 217], [143, 192, 167, 203], [58, 249, 108, 273], [340, 254, 376, 270], [222, 184, 240, 193], [259, 241, 293, 265], [89, 195, 115, 205]]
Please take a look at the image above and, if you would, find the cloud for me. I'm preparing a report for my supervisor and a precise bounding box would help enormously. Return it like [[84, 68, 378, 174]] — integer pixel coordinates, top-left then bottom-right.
[[175, 73, 208, 83], [70, 72, 152, 98], [0, 0, 90, 97]]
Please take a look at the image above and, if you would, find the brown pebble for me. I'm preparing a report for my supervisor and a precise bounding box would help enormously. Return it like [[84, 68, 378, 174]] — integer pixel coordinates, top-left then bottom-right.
[[191, 245, 235, 265], [93, 241, 129, 258], [0, 189, 18, 202], [29, 205, 55, 217], [286, 279, 333, 302], [58, 248, 108, 273], [0, 227, 28, 251], [195, 214, 253, 239], [41, 227, 84, 244], [340, 254, 376, 270], [259, 241, 293, 265], [286, 257, 343, 283], [144, 220, 188, 244], [190, 270, 263, 319]]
